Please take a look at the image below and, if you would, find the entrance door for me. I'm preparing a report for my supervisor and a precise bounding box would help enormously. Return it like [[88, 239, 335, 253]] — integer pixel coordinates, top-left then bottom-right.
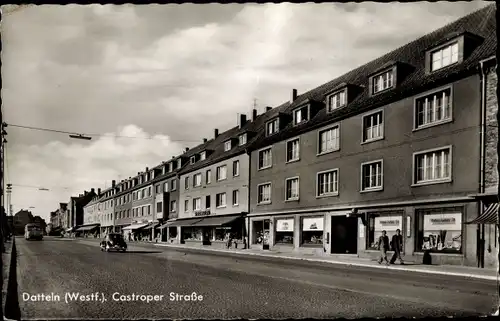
[[331, 216, 358, 254]]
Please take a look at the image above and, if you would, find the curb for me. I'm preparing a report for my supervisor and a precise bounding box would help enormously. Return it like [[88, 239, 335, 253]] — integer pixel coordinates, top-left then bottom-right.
[[154, 243, 498, 281], [4, 238, 20, 321]]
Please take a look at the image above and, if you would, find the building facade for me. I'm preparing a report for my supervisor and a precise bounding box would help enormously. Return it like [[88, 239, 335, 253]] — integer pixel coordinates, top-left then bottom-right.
[[80, 188, 102, 235], [246, 5, 496, 267], [99, 185, 116, 235], [57, 203, 69, 229], [113, 179, 133, 233]]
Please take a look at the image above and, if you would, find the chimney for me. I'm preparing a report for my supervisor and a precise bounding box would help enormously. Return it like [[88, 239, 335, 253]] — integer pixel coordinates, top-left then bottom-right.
[[203, 138, 207, 143], [84, 190, 88, 196], [214, 128, 219, 138], [79, 194, 83, 197], [291, 88, 298, 102], [91, 188, 95, 194], [145, 167, 149, 172], [185, 147, 189, 152], [112, 180, 116, 187], [238, 114, 247, 129], [252, 109, 258, 121], [266, 106, 272, 112], [172, 156, 175, 159], [98, 188, 101, 195]]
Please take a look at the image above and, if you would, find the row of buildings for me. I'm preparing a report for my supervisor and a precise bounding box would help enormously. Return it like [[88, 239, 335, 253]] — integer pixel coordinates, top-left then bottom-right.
[[51, 6, 498, 267]]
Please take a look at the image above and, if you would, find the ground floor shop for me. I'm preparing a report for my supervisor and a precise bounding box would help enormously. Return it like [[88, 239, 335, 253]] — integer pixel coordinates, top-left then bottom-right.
[[249, 199, 488, 266], [160, 214, 247, 249], [74, 223, 100, 237]]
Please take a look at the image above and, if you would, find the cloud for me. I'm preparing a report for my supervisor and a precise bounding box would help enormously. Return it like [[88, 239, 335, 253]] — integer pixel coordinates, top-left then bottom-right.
[[1, 2, 490, 221]]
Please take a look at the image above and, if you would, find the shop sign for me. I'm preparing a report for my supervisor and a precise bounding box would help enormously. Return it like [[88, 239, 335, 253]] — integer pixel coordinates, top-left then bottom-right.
[[276, 218, 294, 232], [194, 210, 211, 217], [374, 216, 402, 231], [302, 217, 324, 231], [423, 213, 461, 231]]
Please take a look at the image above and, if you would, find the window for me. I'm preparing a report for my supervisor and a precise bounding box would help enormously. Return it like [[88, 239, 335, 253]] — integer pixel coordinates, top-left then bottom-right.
[[184, 200, 189, 212], [156, 202, 163, 213], [171, 179, 177, 191], [327, 90, 346, 111], [216, 165, 227, 181], [170, 200, 176, 212], [414, 147, 451, 184], [366, 212, 403, 250], [415, 88, 452, 129], [318, 126, 339, 154], [286, 139, 300, 162], [200, 152, 206, 161], [127, 209, 130, 217], [205, 195, 211, 209], [233, 160, 240, 176], [431, 42, 459, 72], [258, 148, 272, 169], [372, 70, 394, 94], [285, 177, 299, 201], [317, 170, 339, 197], [177, 159, 182, 168], [362, 111, 384, 142], [232, 190, 239, 206], [224, 140, 232, 151], [155, 185, 161, 194], [239, 133, 247, 146], [293, 106, 309, 125], [164, 182, 169, 192], [216, 193, 227, 208], [147, 187, 151, 197], [275, 218, 294, 244], [266, 119, 279, 135], [141, 189, 145, 198], [206, 170, 212, 184], [190, 156, 196, 164], [416, 207, 462, 253], [194, 173, 202, 187], [301, 216, 323, 246], [193, 198, 201, 211], [184, 177, 189, 189], [361, 160, 383, 191], [257, 183, 271, 204]]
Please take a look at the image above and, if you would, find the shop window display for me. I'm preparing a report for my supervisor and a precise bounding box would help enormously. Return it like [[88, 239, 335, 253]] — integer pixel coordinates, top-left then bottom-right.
[[367, 213, 403, 250], [416, 209, 462, 253], [301, 216, 324, 246], [275, 218, 294, 245], [182, 227, 202, 241]]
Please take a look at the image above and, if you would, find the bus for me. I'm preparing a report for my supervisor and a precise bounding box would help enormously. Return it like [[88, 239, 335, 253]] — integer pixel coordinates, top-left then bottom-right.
[[25, 223, 43, 240]]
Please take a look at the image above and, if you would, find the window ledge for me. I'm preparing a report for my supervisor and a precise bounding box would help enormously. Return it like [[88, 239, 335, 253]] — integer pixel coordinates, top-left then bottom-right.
[[286, 159, 300, 164], [412, 118, 453, 132], [258, 166, 272, 171], [216, 178, 227, 182], [216, 206, 227, 209], [371, 86, 394, 96], [411, 179, 452, 187], [316, 149, 340, 157], [257, 202, 272, 206], [232, 204, 239, 207], [233, 174, 240, 177], [361, 136, 384, 145], [316, 193, 339, 199], [360, 187, 383, 193], [285, 198, 299, 202]]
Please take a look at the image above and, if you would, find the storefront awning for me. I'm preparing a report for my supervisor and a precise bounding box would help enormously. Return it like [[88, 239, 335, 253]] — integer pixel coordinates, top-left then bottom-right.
[[161, 218, 204, 228], [190, 215, 241, 227], [76, 224, 99, 231], [143, 223, 160, 230], [466, 203, 499, 225], [122, 223, 149, 230]]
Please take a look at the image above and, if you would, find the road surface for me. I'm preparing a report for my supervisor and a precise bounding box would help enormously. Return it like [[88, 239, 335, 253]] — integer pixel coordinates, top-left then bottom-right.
[[15, 237, 496, 319]]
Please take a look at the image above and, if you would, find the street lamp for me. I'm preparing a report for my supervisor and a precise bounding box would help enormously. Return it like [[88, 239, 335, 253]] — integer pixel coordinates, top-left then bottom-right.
[[69, 134, 92, 140]]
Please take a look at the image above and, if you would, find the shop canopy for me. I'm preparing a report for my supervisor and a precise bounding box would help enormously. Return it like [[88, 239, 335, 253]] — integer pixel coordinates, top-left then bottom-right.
[[159, 218, 203, 228], [122, 223, 149, 231], [65, 228, 74, 233], [466, 203, 499, 225], [143, 223, 160, 230], [190, 215, 241, 227], [76, 224, 99, 232]]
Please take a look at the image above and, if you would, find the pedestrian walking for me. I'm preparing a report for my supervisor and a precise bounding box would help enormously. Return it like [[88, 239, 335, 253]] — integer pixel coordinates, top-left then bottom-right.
[[377, 230, 390, 265], [390, 229, 404, 265]]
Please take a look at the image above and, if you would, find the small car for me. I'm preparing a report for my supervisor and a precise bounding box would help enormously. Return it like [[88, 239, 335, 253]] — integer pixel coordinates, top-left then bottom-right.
[[100, 233, 127, 252]]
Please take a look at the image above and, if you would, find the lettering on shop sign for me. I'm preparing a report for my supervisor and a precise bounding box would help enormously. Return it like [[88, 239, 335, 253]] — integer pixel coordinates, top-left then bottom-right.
[[379, 219, 400, 226], [430, 218, 456, 224], [194, 210, 211, 216]]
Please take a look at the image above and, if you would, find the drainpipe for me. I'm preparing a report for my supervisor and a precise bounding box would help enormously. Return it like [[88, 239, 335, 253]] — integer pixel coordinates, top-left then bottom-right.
[[245, 148, 251, 249]]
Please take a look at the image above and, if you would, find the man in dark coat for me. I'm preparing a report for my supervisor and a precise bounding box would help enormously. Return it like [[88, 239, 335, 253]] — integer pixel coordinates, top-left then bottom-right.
[[377, 230, 390, 265], [390, 229, 404, 264]]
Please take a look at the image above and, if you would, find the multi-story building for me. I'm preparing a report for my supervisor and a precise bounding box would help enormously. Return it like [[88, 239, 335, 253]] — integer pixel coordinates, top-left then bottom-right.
[[79, 188, 102, 235], [246, 5, 496, 267], [174, 112, 266, 248], [113, 178, 133, 233], [99, 184, 116, 235], [57, 203, 69, 230], [68, 189, 96, 231], [13, 209, 33, 235]]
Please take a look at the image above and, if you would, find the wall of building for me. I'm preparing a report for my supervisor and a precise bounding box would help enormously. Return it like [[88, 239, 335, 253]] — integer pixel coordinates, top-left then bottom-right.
[[114, 192, 133, 227], [100, 198, 115, 228], [152, 176, 179, 221], [484, 64, 498, 193], [249, 76, 481, 213], [131, 184, 155, 223]]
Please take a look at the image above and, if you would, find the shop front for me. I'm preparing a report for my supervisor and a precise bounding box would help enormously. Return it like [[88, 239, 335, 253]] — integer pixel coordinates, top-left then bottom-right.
[[75, 224, 100, 238], [122, 222, 149, 241], [142, 221, 161, 242], [182, 214, 246, 249], [159, 218, 203, 245]]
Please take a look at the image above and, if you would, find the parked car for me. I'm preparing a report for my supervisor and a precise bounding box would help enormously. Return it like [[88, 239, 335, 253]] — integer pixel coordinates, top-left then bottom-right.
[[100, 233, 127, 252]]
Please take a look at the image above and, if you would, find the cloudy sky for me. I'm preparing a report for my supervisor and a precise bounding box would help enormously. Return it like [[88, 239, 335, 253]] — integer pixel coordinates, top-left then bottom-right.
[[1, 2, 490, 221]]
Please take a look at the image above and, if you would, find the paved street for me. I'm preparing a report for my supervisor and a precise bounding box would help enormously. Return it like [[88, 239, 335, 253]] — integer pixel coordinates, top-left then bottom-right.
[[16, 236, 496, 319]]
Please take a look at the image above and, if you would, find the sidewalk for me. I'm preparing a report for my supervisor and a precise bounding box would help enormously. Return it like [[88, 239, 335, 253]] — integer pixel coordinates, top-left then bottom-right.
[[154, 242, 499, 281], [2, 240, 13, 317]]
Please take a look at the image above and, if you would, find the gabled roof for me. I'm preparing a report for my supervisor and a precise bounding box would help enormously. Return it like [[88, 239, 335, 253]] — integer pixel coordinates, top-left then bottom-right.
[[248, 4, 496, 151]]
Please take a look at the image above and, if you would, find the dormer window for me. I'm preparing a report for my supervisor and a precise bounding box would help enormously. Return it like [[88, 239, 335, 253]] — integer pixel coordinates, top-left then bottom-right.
[[190, 156, 196, 164], [372, 70, 394, 94], [327, 90, 346, 112], [293, 105, 309, 125], [266, 119, 279, 136], [239, 133, 247, 146], [431, 42, 459, 72], [200, 152, 206, 161], [177, 159, 182, 168], [224, 140, 232, 152]]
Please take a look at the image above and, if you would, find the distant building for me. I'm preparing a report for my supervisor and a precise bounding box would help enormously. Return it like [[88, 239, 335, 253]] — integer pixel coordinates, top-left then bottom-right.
[[13, 209, 34, 235]]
